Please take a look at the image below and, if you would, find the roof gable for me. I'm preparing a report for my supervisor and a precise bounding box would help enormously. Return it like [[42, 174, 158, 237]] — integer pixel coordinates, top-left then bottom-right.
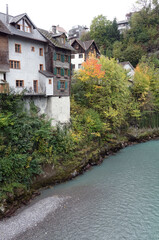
[[10, 13, 36, 29], [71, 39, 100, 54]]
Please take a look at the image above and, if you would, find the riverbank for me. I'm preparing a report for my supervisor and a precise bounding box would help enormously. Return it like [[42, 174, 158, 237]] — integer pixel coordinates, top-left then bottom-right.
[[1, 127, 159, 220]]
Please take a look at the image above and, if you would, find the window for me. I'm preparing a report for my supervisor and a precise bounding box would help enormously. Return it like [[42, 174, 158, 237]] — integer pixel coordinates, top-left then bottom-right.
[[33, 80, 38, 93], [78, 64, 82, 69], [64, 68, 68, 76], [49, 79, 52, 84], [57, 53, 61, 60], [60, 80, 65, 90], [31, 46, 35, 52], [16, 19, 31, 33], [71, 54, 75, 59], [65, 55, 68, 62], [39, 64, 43, 71], [15, 44, 21, 53], [10, 60, 20, 69], [72, 64, 75, 70], [57, 80, 68, 91], [39, 48, 43, 56], [79, 53, 83, 58], [57, 67, 61, 75], [16, 80, 24, 87]]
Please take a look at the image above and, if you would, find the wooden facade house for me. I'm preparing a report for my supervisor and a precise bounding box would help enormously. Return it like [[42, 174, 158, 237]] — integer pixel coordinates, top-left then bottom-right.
[[70, 39, 100, 70], [38, 28, 75, 97]]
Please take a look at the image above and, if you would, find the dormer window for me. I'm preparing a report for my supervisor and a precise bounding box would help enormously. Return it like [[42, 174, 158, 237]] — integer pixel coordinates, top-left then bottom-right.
[[16, 19, 31, 33]]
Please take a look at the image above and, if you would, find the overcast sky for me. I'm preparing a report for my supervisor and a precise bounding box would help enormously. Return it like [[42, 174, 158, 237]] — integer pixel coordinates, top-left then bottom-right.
[[0, 0, 137, 31]]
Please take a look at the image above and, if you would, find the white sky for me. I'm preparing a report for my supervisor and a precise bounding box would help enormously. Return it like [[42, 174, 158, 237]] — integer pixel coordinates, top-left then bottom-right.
[[0, 0, 137, 32]]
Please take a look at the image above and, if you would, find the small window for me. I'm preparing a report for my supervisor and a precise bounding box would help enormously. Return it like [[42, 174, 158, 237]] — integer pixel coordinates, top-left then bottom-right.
[[16, 80, 24, 87], [57, 53, 61, 60], [15, 44, 21, 53], [71, 54, 75, 59], [49, 79, 52, 84], [39, 48, 43, 56], [78, 64, 82, 69], [10, 60, 20, 69], [79, 54, 83, 58], [72, 64, 75, 70], [64, 55, 68, 62], [64, 68, 68, 76], [31, 46, 35, 52], [60, 80, 65, 90], [33, 80, 38, 93], [57, 67, 61, 75], [39, 64, 43, 71]]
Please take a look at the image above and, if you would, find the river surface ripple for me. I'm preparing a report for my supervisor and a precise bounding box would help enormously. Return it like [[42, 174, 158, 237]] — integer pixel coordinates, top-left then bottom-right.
[[1, 140, 159, 240]]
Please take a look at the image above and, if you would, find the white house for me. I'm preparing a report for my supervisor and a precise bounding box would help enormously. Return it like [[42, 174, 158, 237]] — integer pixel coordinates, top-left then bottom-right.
[[0, 9, 73, 126]]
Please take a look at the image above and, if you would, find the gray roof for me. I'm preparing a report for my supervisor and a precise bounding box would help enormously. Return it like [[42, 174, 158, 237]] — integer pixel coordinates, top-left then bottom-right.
[[0, 12, 46, 42], [120, 61, 134, 70], [38, 28, 75, 51], [0, 19, 11, 34], [39, 70, 54, 77], [71, 39, 100, 53]]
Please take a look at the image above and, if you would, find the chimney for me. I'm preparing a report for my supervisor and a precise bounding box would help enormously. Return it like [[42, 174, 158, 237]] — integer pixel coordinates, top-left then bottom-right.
[[6, 4, 9, 24], [52, 25, 56, 34]]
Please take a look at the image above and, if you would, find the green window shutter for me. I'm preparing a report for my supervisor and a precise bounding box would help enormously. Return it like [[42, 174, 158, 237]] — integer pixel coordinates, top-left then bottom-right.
[[61, 54, 64, 62], [54, 52, 57, 61], [61, 68, 64, 76], [68, 69, 70, 76], [68, 55, 70, 63], [65, 81, 68, 90], [57, 81, 61, 90], [54, 67, 57, 75]]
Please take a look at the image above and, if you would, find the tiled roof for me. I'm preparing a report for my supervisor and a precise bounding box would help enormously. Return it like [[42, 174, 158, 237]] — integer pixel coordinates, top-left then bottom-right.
[[56, 25, 67, 34], [0, 20, 11, 34], [38, 28, 74, 51], [9, 13, 26, 24]]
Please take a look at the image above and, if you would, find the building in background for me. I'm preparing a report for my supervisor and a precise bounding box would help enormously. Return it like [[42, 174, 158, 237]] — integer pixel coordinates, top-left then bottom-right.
[[68, 25, 88, 41], [70, 39, 100, 70]]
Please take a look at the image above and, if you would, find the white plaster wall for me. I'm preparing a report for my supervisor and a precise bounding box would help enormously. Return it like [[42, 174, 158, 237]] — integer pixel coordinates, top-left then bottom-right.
[[39, 73, 53, 96], [47, 96, 70, 126], [71, 53, 84, 70], [25, 96, 70, 126], [7, 37, 46, 93]]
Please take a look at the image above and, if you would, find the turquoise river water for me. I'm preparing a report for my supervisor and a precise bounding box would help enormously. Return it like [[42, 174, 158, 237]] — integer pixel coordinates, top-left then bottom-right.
[[0, 140, 159, 240]]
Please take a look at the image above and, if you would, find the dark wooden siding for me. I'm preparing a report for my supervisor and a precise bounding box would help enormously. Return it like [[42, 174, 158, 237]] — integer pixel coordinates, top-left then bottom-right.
[[0, 34, 9, 72]]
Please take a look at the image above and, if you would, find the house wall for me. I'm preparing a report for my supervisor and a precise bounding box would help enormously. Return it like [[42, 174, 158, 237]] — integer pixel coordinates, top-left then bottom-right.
[[71, 53, 84, 70], [7, 36, 46, 93], [39, 72, 53, 96], [25, 95, 70, 126]]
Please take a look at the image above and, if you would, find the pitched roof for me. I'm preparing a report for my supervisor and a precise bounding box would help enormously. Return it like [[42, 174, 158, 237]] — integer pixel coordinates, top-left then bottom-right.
[[0, 19, 11, 34], [39, 70, 54, 77], [120, 61, 134, 70], [0, 12, 46, 42], [71, 39, 100, 53], [38, 28, 74, 51], [56, 25, 67, 34], [9, 13, 36, 29]]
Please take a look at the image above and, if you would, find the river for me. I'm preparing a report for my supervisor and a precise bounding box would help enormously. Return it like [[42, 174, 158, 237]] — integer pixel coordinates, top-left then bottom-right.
[[0, 140, 159, 240]]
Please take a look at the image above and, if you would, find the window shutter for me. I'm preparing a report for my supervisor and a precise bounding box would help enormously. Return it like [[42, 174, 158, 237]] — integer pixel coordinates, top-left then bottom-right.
[[54, 67, 57, 75], [65, 81, 68, 90], [68, 55, 70, 63], [61, 54, 64, 62], [57, 80, 61, 90], [61, 68, 64, 76], [68, 69, 70, 76], [54, 52, 57, 61]]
